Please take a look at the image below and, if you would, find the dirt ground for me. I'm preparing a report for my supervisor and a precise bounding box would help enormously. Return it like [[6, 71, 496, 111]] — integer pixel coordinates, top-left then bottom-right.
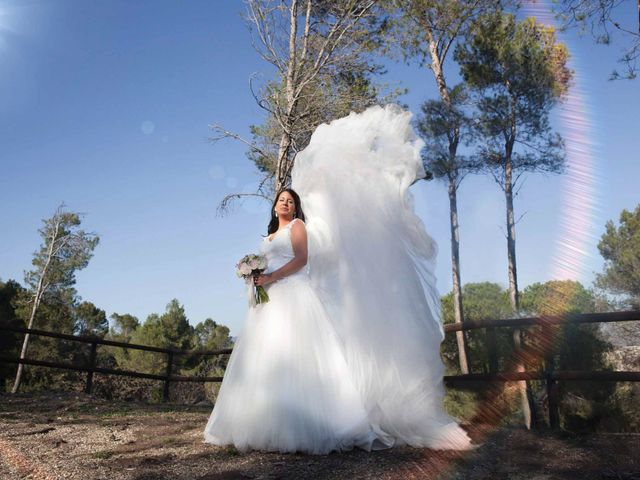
[[0, 391, 639, 480]]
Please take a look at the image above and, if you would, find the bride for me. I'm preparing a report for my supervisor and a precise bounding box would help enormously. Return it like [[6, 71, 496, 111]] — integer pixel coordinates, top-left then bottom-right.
[[203, 105, 473, 454]]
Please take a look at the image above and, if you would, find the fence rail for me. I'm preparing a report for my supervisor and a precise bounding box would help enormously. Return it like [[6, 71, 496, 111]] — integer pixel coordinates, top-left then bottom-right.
[[0, 325, 232, 401], [442, 310, 640, 428], [442, 310, 640, 332], [1, 310, 639, 428]]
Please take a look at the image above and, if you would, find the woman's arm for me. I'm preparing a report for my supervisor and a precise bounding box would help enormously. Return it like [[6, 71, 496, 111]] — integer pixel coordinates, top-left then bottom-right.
[[255, 220, 307, 286]]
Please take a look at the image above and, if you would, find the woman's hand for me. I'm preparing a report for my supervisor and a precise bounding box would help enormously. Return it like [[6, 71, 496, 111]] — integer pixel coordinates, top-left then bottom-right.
[[254, 273, 275, 287]]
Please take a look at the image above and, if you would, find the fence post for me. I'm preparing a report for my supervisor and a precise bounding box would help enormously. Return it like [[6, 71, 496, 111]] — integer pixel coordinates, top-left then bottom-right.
[[543, 323, 560, 429], [84, 341, 98, 394], [546, 372, 560, 429], [163, 351, 173, 402], [486, 327, 499, 373]]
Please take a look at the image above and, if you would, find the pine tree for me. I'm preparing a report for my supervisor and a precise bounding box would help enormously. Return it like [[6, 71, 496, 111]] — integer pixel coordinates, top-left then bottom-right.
[[11, 204, 99, 393]]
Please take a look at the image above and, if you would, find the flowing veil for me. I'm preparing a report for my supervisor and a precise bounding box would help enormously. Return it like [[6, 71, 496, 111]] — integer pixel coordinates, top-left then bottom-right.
[[291, 104, 472, 449]]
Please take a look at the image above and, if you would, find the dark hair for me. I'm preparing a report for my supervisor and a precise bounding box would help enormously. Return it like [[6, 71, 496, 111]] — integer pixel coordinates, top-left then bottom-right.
[[267, 188, 305, 235]]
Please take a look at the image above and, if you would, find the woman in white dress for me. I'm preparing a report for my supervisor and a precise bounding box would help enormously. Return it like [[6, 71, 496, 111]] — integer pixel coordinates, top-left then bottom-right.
[[204, 105, 474, 454], [204, 188, 392, 454]]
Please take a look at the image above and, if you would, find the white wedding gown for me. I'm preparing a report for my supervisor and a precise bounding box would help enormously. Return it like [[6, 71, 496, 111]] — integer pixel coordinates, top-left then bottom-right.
[[204, 105, 473, 454], [204, 218, 392, 454]]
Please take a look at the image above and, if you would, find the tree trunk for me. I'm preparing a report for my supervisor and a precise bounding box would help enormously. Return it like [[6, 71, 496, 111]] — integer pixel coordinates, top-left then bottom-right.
[[505, 159, 519, 310], [276, 129, 293, 192], [275, 0, 299, 192], [448, 178, 470, 374], [504, 153, 536, 429], [427, 34, 450, 104], [423, 17, 471, 372], [11, 292, 43, 393], [11, 217, 60, 394]]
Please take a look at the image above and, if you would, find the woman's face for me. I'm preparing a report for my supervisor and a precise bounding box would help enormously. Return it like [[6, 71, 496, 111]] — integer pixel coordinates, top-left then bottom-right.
[[275, 191, 296, 218]]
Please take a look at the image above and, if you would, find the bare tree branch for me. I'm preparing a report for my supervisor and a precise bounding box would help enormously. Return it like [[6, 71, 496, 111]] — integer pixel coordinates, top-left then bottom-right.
[[514, 210, 527, 225], [215, 192, 272, 218], [209, 123, 269, 160]]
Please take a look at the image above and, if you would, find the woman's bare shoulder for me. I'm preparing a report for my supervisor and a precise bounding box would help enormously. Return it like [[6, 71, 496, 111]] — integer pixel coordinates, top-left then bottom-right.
[[290, 218, 306, 232]]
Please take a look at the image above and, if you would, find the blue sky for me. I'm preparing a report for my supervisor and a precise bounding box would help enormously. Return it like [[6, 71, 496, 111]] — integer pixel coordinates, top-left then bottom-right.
[[1, 1, 638, 336]]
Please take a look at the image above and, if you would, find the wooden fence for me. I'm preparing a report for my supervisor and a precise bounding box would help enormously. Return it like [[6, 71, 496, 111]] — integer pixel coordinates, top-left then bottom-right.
[[0, 325, 232, 402], [442, 310, 640, 427], [1, 310, 639, 427]]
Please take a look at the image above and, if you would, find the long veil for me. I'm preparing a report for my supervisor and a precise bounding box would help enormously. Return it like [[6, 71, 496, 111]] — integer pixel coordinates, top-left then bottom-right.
[[291, 104, 472, 449]]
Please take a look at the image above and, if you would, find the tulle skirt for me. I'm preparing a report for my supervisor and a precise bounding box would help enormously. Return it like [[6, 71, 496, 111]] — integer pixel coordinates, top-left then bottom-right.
[[203, 275, 393, 454]]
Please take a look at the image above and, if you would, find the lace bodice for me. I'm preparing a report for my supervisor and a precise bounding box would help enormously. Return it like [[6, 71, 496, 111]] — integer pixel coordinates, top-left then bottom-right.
[[260, 218, 310, 281]]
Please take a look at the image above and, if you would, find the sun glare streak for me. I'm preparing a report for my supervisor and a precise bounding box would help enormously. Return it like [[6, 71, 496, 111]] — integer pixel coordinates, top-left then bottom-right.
[[522, 1, 600, 297]]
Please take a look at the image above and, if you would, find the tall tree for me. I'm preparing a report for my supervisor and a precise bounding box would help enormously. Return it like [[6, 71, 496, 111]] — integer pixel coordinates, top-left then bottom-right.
[[455, 12, 572, 428], [213, 0, 386, 213], [254, 0, 379, 192], [12, 287, 79, 391], [456, 13, 571, 312], [11, 204, 99, 394], [416, 84, 480, 374], [381, 0, 501, 374]]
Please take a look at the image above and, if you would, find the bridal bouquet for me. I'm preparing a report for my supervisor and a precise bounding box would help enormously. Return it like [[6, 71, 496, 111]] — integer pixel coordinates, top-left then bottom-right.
[[236, 253, 270, 306]]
